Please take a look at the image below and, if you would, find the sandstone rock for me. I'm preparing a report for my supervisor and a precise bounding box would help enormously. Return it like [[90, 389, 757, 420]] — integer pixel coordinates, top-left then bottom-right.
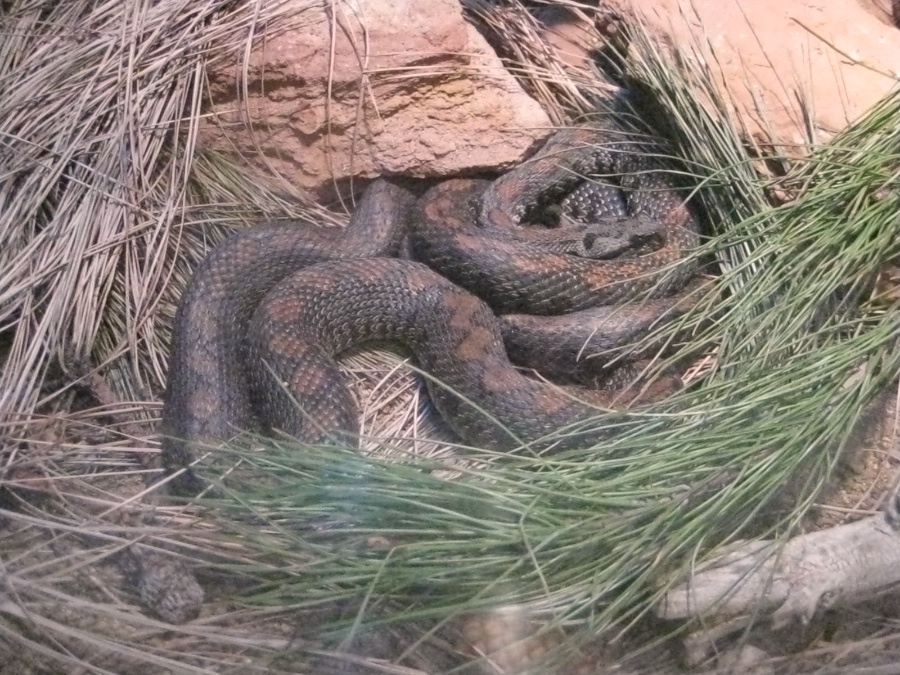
[[201, 0, 550, 198], [613, 0, 900, 147]]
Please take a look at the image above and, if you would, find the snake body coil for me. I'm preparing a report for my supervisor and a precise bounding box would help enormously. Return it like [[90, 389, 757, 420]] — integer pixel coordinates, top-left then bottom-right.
[[247, 257, 600, 448], [160, 181, 415, 470], [161, 121, 700, 480]]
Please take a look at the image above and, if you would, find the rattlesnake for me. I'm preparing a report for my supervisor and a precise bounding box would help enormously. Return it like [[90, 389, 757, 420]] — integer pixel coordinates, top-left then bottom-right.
[[160, 119, 700, 488]]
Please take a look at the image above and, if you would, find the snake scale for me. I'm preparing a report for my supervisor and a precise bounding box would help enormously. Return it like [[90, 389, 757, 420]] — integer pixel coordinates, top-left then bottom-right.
[[160, 119, 700, 484]]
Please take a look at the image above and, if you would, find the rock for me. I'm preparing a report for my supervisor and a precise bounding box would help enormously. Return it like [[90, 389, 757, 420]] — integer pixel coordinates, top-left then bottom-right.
[[201, 0, 550, 199], [612, 0, 900, 148]]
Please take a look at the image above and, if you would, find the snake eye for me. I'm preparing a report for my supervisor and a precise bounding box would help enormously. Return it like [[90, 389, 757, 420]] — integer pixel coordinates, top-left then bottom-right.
[[583, 233, 597, 249]]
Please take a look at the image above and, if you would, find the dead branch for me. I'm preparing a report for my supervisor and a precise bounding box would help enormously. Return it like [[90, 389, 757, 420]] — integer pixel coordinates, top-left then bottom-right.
[[657, 515, 900, 627]]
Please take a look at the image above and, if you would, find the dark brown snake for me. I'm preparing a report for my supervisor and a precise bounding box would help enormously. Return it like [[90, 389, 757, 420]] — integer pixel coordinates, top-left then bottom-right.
[[160, 121, 700, 485]]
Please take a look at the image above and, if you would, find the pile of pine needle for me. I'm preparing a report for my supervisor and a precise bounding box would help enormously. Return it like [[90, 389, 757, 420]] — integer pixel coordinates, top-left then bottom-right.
[[2, 0, 899, 672]]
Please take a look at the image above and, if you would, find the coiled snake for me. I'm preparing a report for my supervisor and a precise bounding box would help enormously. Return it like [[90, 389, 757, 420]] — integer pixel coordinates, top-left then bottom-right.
[[160, 119, 700, 484]]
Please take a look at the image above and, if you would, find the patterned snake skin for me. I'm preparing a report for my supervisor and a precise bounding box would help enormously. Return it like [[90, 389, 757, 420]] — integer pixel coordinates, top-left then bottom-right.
[[160, 120, 700, 482]]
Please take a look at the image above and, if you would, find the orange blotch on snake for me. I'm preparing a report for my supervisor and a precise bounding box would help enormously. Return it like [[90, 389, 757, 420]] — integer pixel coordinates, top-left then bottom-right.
[[454, 326, 498, 362], [261, 294, 302, 322]]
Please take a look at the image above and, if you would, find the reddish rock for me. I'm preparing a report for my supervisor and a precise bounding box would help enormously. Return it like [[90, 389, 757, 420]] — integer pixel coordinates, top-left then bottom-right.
[[613, 0, 900, 147], [201, 0, 550, 198]]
